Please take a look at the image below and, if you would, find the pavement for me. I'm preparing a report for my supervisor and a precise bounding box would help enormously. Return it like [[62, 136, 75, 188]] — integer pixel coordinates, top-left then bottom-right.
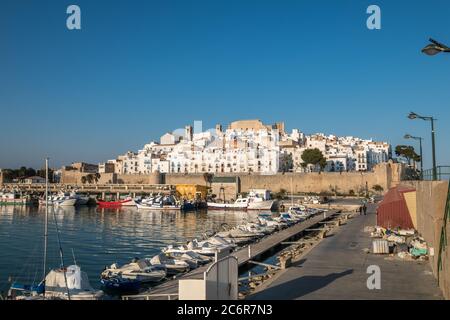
[[248, 204, 444, 300]]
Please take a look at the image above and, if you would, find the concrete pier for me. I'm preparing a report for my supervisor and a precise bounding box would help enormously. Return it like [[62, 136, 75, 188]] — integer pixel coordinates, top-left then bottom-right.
[[247, 204, 444, 300], [123, 210, 341, 300]]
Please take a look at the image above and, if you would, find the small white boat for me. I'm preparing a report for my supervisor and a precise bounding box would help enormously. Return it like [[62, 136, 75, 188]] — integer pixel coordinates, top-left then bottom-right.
[[136, 202, 180, 210], [39, 192, 77, 207], [44, 265, 104, 300], [0, 192, 34, 205], [208, 195, 274, 211], [182, 239, 233, 256], [121, 196, 140, 207], [55, 197, 77, 207], [101, 258, 166, 283], [164, 250, 212, 266], [149, 254, 190, 275], [70, 192, 90, 206], [216, 228, 264, 241], [207, 197, 249, 210]]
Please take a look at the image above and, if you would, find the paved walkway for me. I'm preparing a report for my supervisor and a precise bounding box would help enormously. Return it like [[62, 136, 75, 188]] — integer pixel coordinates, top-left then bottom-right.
[[248, 205, 444, 300]]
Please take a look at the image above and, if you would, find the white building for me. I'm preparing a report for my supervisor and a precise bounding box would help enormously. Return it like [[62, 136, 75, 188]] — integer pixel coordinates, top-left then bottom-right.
[[99, 120, 391, 175]]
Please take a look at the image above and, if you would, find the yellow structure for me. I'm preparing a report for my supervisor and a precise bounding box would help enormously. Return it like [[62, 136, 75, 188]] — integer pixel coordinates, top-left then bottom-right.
[[228, 119, 285, 133], [403, 190, 418, 229], [176, 184, 208, 200]]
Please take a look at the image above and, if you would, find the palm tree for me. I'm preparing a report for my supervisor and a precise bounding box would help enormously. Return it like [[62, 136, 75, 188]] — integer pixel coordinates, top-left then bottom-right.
[[86, 174, 94, 184], [94, 173, 101, 184]]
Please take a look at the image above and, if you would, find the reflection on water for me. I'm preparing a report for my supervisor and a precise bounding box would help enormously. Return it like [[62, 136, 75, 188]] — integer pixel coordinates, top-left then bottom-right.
[[0, 205, 255, 291]]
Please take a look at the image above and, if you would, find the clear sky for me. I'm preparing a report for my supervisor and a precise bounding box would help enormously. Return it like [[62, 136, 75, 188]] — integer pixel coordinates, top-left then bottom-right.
[[0, 0, 449, 169]]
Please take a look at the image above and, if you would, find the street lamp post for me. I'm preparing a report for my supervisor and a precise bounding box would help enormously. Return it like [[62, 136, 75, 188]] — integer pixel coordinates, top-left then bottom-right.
[[404, 134, 424, 180], [422, 38, 450, 56], [408, 112, 437, 180]]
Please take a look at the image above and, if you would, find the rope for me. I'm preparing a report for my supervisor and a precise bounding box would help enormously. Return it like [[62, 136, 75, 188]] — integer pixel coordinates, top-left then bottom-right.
[[51, 207, 71, 300]]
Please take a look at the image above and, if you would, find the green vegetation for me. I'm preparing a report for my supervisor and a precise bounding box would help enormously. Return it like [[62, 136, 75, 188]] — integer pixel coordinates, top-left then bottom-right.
[[1, 166, 54, 182], [301, 148, 327, 172], [395, 145, 421, 165], [274, 188, 288, 200], [81, 173, 101, 184], [372, 184, 384, 194], [280, 154, 293, 173]]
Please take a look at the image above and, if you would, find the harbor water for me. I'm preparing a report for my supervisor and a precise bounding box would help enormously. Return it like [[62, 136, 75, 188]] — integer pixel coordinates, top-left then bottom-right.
[[0, 205, 254, 294]]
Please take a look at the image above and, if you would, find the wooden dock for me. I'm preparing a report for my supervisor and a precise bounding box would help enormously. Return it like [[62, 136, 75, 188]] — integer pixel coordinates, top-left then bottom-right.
[[123, 210, 340, 300]]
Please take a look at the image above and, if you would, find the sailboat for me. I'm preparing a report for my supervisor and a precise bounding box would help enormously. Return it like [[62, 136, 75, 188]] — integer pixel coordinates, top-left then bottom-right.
[[7, 158, 103, 300]]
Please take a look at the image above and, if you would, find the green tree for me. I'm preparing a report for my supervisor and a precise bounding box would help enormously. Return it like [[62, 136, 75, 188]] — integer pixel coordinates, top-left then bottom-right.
[[203, 173, 214, 188], [280, 154, 293, 173], [301, 149, 327, 172], [86, 174, 94, 184], [395, 145, 421, 166]]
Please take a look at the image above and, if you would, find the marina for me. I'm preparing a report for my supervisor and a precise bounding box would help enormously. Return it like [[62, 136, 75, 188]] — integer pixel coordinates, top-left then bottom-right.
[[0, 205, 253, 297], [121, 209, 342, 300]]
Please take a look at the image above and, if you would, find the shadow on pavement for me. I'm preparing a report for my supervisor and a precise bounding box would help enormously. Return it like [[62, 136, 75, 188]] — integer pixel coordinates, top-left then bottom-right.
[[250, 269, 354, 300]]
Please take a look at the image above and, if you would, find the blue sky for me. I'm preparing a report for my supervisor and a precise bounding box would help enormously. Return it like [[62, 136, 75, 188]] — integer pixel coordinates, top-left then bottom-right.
[[0, 0, 449, 169]]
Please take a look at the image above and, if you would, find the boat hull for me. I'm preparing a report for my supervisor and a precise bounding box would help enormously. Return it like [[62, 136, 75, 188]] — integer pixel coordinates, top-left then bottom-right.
[[247, 200, 275, 211], [206, 202, 248, 210], [97, 199, 132, 208], [136, 203, 181, 210], [55, 198, 77, 207]]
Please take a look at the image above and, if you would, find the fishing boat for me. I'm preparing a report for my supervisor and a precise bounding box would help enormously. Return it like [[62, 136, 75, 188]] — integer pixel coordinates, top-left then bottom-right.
[[136, 202, 180, 210], [97, 198, 132, 208], [101, 258, 166, 283], [39, 193, 76, 207], [207, 192, 275, 211], [0, 192, 34, 205], [136, 194, 183, 211], [121, 196, 140, 207]]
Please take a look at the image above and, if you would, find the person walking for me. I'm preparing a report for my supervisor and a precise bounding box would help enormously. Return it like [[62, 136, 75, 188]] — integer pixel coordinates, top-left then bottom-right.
[[359, 206, 363, 216], [363, 204, 367, 216]]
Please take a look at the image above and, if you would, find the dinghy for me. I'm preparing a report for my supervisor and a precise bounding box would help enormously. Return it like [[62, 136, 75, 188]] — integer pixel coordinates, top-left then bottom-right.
[[149, 254, 190, 275], [101, 258, 166, 283]]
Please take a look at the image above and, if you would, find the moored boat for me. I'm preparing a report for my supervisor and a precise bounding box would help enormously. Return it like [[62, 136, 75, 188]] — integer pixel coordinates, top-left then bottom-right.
[[100, 276, 141, 292], [0, 192, 35, 205], [101, 258, 166, 283], [97, 199, 132, 208], [44, 265, 104, 300]]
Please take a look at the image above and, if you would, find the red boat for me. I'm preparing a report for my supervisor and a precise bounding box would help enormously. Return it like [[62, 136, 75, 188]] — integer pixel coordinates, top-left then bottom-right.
[[97, 199, 132, 208]]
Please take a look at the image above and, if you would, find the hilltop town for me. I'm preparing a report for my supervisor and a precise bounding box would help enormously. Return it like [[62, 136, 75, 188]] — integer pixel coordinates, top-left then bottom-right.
[[95, 119, 391, 176]]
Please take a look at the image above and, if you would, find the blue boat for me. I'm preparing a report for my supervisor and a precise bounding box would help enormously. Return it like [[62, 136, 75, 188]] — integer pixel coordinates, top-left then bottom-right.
[[9, 281, 45, 295], [100, 277, 141, 292]]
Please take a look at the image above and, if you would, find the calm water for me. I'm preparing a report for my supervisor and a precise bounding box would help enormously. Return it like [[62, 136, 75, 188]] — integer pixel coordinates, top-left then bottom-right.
[[0, 205, 254, 293]]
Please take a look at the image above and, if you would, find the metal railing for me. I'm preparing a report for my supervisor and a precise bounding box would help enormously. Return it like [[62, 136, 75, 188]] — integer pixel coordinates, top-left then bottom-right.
[[122, 293, 179, 300], [423, 166, 450, 181]]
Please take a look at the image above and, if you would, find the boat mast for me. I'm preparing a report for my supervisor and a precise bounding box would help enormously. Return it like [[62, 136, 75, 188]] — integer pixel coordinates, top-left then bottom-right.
[[43, 157, 49, 298], [290, 176, 294, 208]]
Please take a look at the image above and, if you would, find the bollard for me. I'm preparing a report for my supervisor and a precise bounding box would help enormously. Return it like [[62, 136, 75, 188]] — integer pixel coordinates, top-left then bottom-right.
[[248, 245, 251, 259]]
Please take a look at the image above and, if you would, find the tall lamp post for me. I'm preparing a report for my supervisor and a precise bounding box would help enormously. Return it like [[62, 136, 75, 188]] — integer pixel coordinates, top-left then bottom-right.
[[404, 134, 424, 180], [408, 112, 437, 180], [419, 38, 448, 179]]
